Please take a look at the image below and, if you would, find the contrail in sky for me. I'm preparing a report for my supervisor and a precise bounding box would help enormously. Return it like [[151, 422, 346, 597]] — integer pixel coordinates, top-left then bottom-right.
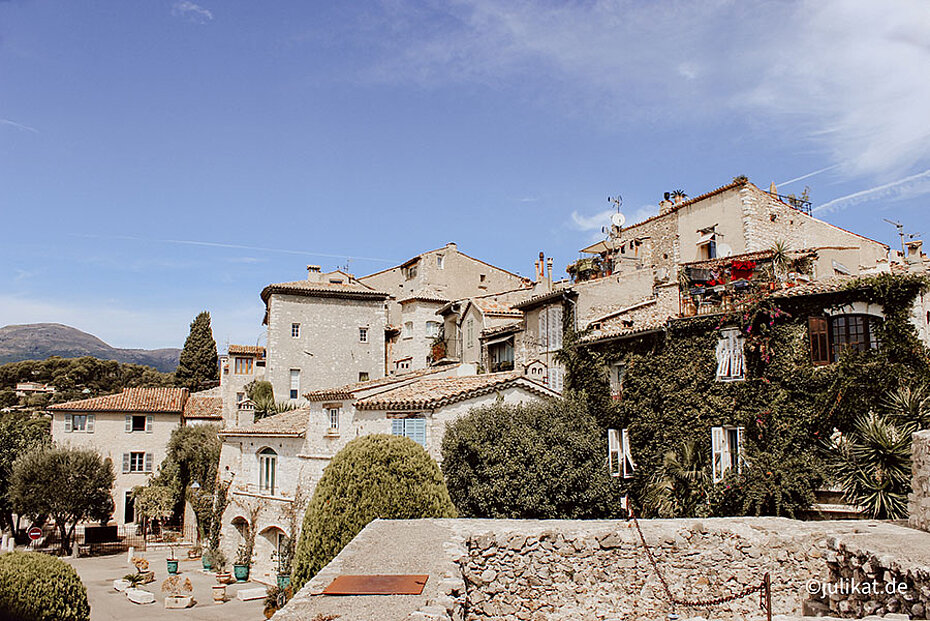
[[72, 234, 398, 264], [813, 168, 930, 213], [777, 165, 840, 188]]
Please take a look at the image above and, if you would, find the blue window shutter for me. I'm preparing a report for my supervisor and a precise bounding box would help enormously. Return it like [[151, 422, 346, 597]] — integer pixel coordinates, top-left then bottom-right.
[[391, 419, 403, 436], [409, 418, 426, 447]]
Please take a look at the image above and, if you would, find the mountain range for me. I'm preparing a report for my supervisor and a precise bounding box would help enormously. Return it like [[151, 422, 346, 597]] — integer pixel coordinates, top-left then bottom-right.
[[0, 323, 181, 372]]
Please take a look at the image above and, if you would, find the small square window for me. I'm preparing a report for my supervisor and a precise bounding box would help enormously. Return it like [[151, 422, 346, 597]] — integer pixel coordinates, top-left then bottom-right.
[[358, 372, 369, 382], [437, 255, 444, 269], [327, 408, 340, 430], [129, 452, 146, 473], [359, 327, 369, 343], [131, 415, 146, 432], [73, 414, 87, 432], [291, 323, 300, 338], [403, 322, 414, 339]]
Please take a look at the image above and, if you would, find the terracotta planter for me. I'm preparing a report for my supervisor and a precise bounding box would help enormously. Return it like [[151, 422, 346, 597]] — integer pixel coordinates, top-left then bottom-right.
[[212, 584, 226, 603], [164, 595, 193, 609], [215, 572, 232, 584]]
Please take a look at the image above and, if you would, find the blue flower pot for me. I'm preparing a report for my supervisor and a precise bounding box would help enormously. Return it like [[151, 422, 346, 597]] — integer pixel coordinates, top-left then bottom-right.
[[233, 564, 250, 582], [276, 574, 291, 589], [167, 559, 179, 575]]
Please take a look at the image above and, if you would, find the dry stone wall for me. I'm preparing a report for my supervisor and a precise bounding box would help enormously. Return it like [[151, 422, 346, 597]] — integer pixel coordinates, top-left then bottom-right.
[[911, 430, 930, 533]]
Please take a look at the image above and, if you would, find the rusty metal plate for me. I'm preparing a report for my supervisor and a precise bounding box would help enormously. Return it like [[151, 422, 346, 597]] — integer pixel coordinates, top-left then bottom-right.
[[323, 574, 429, 595]]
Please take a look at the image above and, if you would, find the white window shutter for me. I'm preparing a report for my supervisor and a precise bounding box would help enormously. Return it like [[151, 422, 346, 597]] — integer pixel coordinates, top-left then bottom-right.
[[144, 453, 153, 473], [122, 453, 130, 473], [86, 414, 95, 434], [391, 419, 403, 436], [538, 312, 547, 350], [711, 427, 725, 483], [146, 415, 153, 433], [621, 428, 636, 479], [550, 307, 563, 350], [64, 414, 73, 433], [715, 337, 730, 380], [736, 427, 745, 473], [607, 429, 621, 477], [733, 335, 745, 379], [125, 415, 132, 432]]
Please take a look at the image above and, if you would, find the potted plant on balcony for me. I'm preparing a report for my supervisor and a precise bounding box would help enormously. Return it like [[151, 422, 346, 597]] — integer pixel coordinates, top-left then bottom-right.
[[161, 575, 194, 609], [233, 545, 252, 582]]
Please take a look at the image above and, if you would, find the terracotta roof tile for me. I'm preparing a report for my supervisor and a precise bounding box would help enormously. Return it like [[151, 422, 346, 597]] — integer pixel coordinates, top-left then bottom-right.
[[48, 387, 189, 413], [220, 408, 309, 437], [183, 392, 224, 420], [304, 365, 459, 401], [511, 287, 576, 310], [227, 345, 266, 356], [480, 321, 523, 338], [354, 372, 558, 411], [471, 298, 522, 317], [261, 278, 389, 303]]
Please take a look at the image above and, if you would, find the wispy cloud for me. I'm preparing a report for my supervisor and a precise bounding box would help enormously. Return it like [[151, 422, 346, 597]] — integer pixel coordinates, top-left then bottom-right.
[[777, 165, 840, 188], [1, 118, 38, 133], [571, 209, 612, 232], [814, 169, 930, 213], [363, 0, 930, 181], [171, 1, 213, 24], [71, 233, 397, 264]]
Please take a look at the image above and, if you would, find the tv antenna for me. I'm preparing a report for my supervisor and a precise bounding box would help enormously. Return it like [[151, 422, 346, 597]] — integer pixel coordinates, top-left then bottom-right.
[[884, 218, 907, 255], [602, 195, 625, 236]]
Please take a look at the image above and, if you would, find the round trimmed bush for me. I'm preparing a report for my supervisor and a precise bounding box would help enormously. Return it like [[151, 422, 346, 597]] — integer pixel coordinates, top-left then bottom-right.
[[291, 434, 456, 590], [0, 551, 90, 621]]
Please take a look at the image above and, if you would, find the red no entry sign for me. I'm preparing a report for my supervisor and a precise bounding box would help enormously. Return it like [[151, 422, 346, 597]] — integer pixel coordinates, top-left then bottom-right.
[[27, 527, 41, 541]]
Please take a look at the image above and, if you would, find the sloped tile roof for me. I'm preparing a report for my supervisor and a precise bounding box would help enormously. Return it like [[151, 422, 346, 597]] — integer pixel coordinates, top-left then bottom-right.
[[771, 276, 858, 298], [581, 317, 668, 344], [511, 287, 576, 310], [48, 387, 189, 413], [227, 344, 266, 356], [220, 408, 308, 437], [261, 278, 389, 303], [354, 372, 558, 411], [183, 391, 224, 420], [304, 365, 459, 401], [472, 298, 522, 317], [398, 287, 451, 305], [480, 320, 523, 338]]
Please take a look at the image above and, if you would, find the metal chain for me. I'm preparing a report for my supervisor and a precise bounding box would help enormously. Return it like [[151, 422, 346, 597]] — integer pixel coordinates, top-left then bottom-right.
[[628, 508, 766, 610]]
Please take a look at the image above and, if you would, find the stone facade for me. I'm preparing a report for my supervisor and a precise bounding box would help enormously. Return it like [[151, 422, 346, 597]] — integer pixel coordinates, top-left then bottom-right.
[[275, 517, 930, 621], [911, 430, 930, 533], [219, 345, 266, 427]]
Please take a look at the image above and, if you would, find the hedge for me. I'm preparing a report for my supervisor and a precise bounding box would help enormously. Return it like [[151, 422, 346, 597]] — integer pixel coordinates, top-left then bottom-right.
[[291, 435, 456, 590], [0, 551, 90, 621]]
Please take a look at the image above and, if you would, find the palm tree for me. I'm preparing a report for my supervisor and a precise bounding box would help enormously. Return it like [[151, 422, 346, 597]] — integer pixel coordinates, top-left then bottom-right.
[[770, 241, 791, 282], [641, 440, 711, 518], [883, 384, 930, 429], [253, 396, 298, 421], [831, 412, 914, 519]]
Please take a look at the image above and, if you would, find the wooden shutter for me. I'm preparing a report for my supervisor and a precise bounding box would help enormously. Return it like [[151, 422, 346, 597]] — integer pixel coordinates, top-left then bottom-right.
[[408, 418, 426, 447], [808, 316, 830, 365], [607, 429, 621, 477], [64, 414, 73, 433], [86, 414, 95, 434], [122, 453, 131, 473], [146, 415, 154, 433], [621, 428, 636, 479], [391, 419, 404, 436], [711, 427, 725, 483], [144, 453, 153, 473], [715, 336, 730, 380], [538, 312, 547, 350], [125, 415, 132, 432], [549, 307, 563, 350], [735, 427, 745, 474]]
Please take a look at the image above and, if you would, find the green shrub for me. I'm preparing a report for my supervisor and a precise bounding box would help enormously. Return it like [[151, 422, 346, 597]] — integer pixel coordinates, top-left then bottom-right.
[[291, 435, 456, 590], [0, 551, 90, 621], [441, 397, 624, 519]]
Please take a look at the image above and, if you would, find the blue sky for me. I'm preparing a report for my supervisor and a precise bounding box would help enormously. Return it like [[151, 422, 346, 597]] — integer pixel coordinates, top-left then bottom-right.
[[2, 0, 929, 350]]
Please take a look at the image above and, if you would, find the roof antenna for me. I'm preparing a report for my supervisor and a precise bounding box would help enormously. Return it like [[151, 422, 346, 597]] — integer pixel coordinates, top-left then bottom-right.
[[884, 218, 906, 255]]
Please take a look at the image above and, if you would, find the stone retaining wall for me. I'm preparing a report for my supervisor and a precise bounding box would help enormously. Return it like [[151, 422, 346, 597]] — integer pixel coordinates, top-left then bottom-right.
[[910, 430, 930, 533]]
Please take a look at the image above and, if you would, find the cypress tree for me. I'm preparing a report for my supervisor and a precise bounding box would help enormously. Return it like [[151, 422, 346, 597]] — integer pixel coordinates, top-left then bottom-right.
[[176, 311, 218, 390]]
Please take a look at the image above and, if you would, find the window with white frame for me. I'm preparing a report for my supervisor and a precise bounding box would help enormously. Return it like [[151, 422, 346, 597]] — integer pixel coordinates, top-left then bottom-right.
[[359, 327, 369, 343], [123, 451, 152, 473], [258, 447, 277, 494], [392, 416, 426, 446], [425, 321, 441, 338], [538, 306, 563, 351], [395, 358, 411, 372], [715, 328, 745, 381], [465, 319, 474, 349], [125, 415, 152, 433], [289, 369, 300, 400], [609, 363, 626, 400], [608, 428, 636, 478], [403, 321, 414, 339], [546, 367, 563, 393], [711, 426, 744, 483], [234, 357, 253, 374], [65, 413, 95, 433], [291, 323, 300, 338], [327, 407, 340, 431]]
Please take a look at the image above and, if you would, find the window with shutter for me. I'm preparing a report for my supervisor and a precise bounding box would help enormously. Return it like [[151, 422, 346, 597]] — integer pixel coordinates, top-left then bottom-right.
[[549, 306, 563, 350], [86, 414, 95, 433], [621, 429, 636, 479], [711, 427, 725, 483], [607, 429, 621, 477], [711, 426, 744, 482], [122, 453, 131, 473], [125, 415, 132, 433], [538, 312, 547, 349], [809, 316, 830, 365], [145, 415, 153, 433], [391, 416, 427, 447], [64, 414, 73, 433], [144, 453, 153, 473], [715, 328, 745, 381]]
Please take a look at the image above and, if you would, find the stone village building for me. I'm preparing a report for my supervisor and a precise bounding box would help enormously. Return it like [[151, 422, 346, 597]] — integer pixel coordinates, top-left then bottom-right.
[[47, 387, 222, 528], [216, 366, 558, 583]]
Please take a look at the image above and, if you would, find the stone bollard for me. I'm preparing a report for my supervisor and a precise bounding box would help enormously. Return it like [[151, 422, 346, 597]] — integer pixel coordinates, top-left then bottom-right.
[[6, 538, 14, 552], [1, 534, 8, 551], [127, 546, 135, 565]]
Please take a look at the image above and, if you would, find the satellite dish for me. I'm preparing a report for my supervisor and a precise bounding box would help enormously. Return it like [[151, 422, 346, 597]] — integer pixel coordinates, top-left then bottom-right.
[[717, 243, 733, 258], [611, 212, 626, 228]]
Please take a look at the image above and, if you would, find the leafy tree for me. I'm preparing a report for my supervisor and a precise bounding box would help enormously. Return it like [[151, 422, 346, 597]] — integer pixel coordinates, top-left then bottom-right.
[[132, 484, 175, 523], [441, 397, 623, 519], [175, 312, 218, 390], [160, 424, 221, 538], [292, 435, 456, 590], [641, 440, 711, 518], [0, 551, 90, 621], [245, 380, 274, 402], [10, 446, 115, 555], [829, 412, 915, 519], [0, 391, 17, 409], [0, 412, 51, 532]]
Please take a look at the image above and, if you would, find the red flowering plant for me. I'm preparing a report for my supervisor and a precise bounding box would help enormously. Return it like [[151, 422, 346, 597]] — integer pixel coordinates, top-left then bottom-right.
[[716, 289, 791, 370]]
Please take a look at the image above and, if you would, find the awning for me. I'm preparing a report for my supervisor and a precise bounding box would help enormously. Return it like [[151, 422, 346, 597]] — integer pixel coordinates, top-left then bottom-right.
[[484, 334, 515, 347], [697, 232, 716, 245]]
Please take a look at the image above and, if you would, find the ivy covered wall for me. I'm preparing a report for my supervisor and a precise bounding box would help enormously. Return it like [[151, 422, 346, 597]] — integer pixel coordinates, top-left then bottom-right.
[[573, 273, 930, 517]]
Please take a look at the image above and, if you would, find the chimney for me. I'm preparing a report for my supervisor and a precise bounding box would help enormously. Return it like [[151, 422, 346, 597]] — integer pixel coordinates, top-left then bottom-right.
[[446, 242, 457, 251], [659, 192, 674, 216], [906, 240, 923, 263], [546, 257, 553, 289], [307, 265, 322, 282], [537, 252, 545, 282]]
